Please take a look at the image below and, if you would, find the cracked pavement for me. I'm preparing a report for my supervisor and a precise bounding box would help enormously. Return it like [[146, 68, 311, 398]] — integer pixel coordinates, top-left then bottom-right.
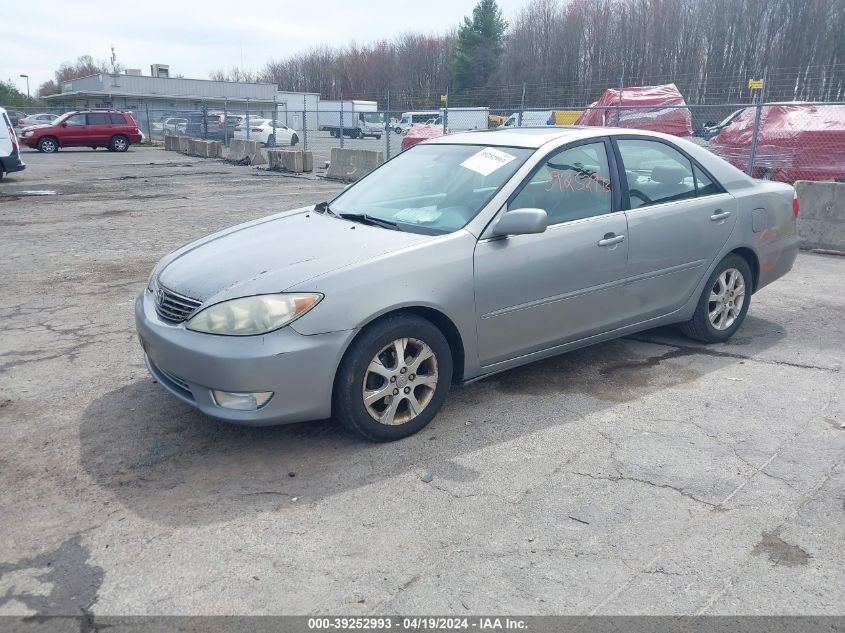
[[0, 146, 843, 616]]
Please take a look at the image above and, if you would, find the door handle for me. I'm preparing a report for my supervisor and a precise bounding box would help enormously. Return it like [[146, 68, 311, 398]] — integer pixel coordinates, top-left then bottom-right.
[[597, 234, 625, 247], [710, 210, 732, 221]]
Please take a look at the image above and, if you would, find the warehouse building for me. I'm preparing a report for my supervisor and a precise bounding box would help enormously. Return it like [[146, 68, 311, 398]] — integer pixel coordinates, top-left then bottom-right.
[[44, 65, 320, 132]]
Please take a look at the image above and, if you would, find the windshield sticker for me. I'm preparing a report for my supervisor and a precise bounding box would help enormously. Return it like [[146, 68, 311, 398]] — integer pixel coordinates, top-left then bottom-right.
[[460, 147, 517, 176], [394, 206, 442, 224]]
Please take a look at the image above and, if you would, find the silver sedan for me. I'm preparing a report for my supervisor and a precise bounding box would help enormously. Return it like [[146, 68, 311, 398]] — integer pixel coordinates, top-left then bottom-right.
[[136, 127, 800, 441]]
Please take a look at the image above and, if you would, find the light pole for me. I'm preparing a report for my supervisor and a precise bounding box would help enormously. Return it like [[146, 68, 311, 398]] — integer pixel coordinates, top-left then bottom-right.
[[19, 74, 30, 104]]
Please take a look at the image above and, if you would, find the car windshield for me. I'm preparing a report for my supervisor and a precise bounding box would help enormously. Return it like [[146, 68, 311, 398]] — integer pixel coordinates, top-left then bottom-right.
[[329, 144, 533, 235]]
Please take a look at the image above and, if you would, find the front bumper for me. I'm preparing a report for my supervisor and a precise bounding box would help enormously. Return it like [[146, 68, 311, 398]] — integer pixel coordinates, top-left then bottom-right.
[[135, 290, 356, 425]]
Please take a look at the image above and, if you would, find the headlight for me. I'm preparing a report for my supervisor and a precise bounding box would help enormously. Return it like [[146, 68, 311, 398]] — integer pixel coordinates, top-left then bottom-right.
[[23, 130, 33, 137], [147, 269, 159, 293], [186, 293, 322, 336]]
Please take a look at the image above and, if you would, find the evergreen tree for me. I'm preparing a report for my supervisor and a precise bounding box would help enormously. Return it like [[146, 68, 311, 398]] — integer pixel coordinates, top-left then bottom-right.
[[452, 0, 508, 92]]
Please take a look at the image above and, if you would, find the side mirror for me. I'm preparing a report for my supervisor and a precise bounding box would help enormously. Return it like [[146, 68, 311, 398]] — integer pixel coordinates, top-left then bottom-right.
[[492, 208, 548, 237], [61, 123, 67, 128]]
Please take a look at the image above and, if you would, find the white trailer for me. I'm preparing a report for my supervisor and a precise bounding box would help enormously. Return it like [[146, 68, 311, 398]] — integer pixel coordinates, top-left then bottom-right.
[[318, 100, 384, 139], [440, 106, 489, 131]]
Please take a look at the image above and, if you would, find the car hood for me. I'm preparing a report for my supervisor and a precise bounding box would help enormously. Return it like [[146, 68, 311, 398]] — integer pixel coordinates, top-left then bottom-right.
[[21, 123, 53, 132], [157, 208, 433, 303]]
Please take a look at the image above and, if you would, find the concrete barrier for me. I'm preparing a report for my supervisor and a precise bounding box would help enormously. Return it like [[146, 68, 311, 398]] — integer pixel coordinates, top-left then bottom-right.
[[177, 136, 190, 153], [227, 139, 247, 162], [325, 148, 384, 182], [245, 140, 268, 166], [164, 135, 178, 151], [795, 181, 845, 253], [267, 150, 315, 173]]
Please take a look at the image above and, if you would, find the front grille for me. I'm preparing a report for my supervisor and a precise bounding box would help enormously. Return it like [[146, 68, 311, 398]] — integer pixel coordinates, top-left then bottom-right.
[[154, 285, 203, 323]]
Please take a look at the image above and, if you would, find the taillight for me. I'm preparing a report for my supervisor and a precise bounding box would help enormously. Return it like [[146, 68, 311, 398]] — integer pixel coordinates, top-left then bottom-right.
[[251, 127, 262, 132], [7, 126, 17, 151], [234, 125, 241, 131], [792, 194, 799, 219]]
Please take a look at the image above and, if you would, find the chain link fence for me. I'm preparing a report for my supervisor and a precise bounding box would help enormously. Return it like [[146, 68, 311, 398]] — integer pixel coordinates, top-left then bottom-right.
[[8, 69, 844, 184]]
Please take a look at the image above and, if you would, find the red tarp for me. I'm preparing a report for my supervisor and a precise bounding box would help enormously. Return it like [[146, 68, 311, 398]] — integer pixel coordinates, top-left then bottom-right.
[[709, 103, 845, 183], [575, 83, 693, 136], [401, 124, 447, 151]]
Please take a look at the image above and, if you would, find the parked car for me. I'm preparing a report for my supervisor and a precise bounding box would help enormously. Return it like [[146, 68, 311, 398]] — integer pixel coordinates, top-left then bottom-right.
[[709, 103, 845, 182], [151, 116, 188, 136], [0, 107, 26, 178], [137, 127, 799, 441], [575, 84, 694, 137], [233, 119, 299, 146], [401, 124, 447, 151], [182, 113, 239, 141], [18, 113, 59, 128], [20, 109, 142, 153], [3, 109, 27, 127]]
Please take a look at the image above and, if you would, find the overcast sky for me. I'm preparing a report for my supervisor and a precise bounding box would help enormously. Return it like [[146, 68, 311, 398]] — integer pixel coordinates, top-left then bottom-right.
[[2, 0, 526, 95]]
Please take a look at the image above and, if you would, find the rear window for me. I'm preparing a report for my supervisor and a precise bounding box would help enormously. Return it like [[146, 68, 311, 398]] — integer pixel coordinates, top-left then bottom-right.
[[109, 113, 126, 124]]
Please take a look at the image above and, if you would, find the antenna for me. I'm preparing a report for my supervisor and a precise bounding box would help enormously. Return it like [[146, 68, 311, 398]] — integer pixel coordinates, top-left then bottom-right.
[[110, 45, 117, 73]]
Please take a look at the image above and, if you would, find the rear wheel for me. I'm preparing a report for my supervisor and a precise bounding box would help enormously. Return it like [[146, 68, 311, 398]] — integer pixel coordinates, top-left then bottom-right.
[[38, 137, 59, 153], [680, 254, 752, 343], [290, 133, 299, 146], [109, 135, 129, 152], [334, 314, 452, 442], [267, 134, 276, 147]]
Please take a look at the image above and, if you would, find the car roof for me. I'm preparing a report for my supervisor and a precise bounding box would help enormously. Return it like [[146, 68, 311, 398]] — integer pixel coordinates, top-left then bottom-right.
[[424, 126, 612, 148]]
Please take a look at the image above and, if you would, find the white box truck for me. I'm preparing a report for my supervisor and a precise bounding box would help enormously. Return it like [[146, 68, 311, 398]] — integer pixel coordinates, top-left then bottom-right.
[[318, 100, 384, 139], [439, 107, 489, 131]]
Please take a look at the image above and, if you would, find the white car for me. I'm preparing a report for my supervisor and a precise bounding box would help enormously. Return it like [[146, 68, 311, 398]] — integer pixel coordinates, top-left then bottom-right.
[[233, 119, 299, 147], [18, 113, 59, 127]]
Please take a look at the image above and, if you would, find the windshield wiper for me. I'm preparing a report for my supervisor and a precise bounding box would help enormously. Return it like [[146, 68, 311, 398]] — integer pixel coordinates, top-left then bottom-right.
[[338, 212, 401, 231]]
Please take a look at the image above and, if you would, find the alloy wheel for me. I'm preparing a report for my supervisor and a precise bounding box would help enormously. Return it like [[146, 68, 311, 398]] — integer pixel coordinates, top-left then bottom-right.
[[362, 337, 439, 426], [708, 267, 746, 330]]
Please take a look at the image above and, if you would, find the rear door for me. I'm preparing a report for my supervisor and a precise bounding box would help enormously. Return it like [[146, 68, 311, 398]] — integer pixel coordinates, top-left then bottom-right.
[[613, 136, 736, 319], [473, 138, 630, 367], [86, 113, 112, 144]]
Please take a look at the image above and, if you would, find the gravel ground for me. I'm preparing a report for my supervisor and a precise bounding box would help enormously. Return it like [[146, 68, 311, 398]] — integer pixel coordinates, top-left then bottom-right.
[[0, 145, 843, 617]]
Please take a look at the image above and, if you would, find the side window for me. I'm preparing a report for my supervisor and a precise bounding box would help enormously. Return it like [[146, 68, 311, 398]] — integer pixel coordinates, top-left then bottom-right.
[[617, 139, 696, 209], [88, 113, 109, 125], [109, 113, 126, 124], [510, 141, 613, 225], [65, 114, 87, 126], [693, 164, 722, 197]]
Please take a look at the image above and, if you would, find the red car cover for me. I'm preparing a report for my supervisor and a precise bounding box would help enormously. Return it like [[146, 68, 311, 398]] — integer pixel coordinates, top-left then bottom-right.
[[575, 84, 693, 137], [401, 124, 448, 151], [709, 103, 845, 183]]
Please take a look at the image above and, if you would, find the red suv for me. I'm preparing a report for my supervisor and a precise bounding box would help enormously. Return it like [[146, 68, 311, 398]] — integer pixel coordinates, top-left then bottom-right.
[[21, 109, 143, 153]]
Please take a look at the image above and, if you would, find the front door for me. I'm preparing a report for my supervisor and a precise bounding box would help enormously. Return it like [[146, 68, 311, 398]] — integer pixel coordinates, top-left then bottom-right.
[[58, 113, 88, 146], [474, 139, 630, 367], [614, 138, 738, 319]]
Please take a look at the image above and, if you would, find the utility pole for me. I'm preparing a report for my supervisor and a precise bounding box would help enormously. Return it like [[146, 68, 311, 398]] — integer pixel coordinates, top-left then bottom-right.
[[19, 74, 30, 104]]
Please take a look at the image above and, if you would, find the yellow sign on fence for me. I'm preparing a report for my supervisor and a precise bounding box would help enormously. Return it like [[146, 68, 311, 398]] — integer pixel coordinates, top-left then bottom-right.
[[748, 78, 764, 90], [440, 94, 447, 103]]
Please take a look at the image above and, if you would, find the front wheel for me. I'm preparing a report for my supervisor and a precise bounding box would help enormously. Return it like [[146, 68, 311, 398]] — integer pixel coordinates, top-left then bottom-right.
[[334, 314, 452, 442], [266, 135, 276, 147], [290, 133, 299, 146], [679, 254, 752, 343], [394, 127, 402, 135], [38, 137, 59, 153]]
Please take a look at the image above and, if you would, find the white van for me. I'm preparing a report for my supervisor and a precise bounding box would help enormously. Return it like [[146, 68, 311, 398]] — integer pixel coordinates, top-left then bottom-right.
[[395, 111, 441, 134], [0, 107, 26, 179]]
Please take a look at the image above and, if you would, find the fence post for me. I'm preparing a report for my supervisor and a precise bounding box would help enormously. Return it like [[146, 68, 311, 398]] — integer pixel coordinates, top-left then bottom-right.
[[223, 100, 228, 147], [518, 84, 526, 126], [302, 96, 308, 151], [616, 73, 624, 126], [145, 103, 152, 143], [443, 87, 449, 134], [747, 66, 768, 177], [272, 96, 277, 147], [339, 91, 344, 149], [385, 90, 391, 160], [202, 101, 208, 139], [246, 98, 250, 141]]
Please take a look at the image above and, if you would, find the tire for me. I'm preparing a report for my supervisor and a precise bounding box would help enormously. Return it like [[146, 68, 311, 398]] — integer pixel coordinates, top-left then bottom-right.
[[38, 136, 59, 153], [267, 135, 276, 148], [375, 135, 382, 140], [290, 134, 299, 146], [333, 314, 452, 442], [679, 254, 752, 343], [109, 135, 129, 152], [394, 127, 402, 135]]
